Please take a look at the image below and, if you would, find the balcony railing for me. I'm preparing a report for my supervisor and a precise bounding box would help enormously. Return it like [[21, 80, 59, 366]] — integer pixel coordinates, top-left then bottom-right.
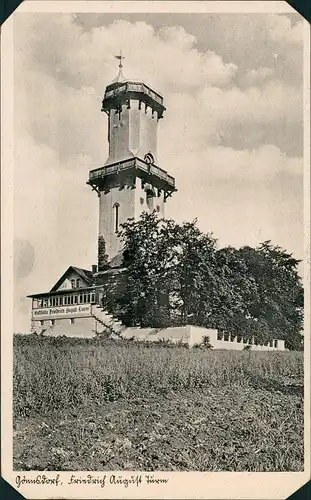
[[89, 158, 175, 188], [104, 81, 163, 106]]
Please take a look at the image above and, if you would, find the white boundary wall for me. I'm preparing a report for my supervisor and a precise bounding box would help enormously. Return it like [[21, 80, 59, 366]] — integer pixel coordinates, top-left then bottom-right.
[[121, 325, 286, 351]]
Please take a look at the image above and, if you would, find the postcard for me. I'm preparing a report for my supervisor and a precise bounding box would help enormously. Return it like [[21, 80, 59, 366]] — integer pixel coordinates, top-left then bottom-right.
[[1, 1, 310, 498]]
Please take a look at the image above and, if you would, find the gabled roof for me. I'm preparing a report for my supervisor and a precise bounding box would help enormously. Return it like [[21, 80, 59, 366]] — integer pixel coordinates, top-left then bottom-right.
[[50, 266, 93, 292]]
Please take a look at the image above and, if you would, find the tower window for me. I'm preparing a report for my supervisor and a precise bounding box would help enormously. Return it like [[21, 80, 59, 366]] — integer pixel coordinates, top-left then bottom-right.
[[146, 189, 155, 211], [113, 203, 120, 233]]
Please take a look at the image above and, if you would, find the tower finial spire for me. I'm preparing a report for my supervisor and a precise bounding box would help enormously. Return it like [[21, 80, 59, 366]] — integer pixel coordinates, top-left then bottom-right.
[[114, 50, 125, 82]]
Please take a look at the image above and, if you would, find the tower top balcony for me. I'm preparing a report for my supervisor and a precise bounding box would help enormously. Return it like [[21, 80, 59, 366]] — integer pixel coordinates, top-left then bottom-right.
[[101, 80, 166, 119]]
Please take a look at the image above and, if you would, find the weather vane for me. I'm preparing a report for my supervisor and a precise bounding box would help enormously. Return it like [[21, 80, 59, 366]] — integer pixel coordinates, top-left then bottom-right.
[[114, 50, 125, 82], [115, 50, 125, 69]]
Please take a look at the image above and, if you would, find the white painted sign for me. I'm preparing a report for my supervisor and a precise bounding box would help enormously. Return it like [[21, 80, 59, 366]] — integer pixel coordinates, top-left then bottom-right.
[[32, 304, 91, 320]]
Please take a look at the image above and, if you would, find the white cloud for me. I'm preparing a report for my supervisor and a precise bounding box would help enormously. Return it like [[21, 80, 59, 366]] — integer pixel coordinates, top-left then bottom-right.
[[158, 79, 302, 162], [167, 144, 302, 259], [241, 67, 274, 86], [200, 80, 302, 124]]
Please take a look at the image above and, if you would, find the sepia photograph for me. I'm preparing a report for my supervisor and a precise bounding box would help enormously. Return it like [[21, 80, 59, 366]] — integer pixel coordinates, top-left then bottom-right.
[[1, 0, 310, 498]]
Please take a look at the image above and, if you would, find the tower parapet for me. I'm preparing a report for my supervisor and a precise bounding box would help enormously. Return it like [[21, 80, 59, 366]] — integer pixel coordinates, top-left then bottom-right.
[[102, 80, 165, 119]]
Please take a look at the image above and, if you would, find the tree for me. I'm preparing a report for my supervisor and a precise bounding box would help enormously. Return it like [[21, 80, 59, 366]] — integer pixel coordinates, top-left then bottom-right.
[[104, 213, 303, 350], [115, 213, 255, 333], [237, 242, 304, 349], [98, 236, 109, 271], [117, 212, 218, 327]]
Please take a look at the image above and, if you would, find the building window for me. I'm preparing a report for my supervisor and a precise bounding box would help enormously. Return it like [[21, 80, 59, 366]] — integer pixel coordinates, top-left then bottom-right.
[[113, 203, 120, 233], [71, 279, 76, 289], [156, 205, 160, 212], [50, 319, 55, 326], [49, 297, 53, 307], [40, 320, 44, 326], [83, 294, 87, 303], [76, 279, 80, 288], [55, 297, 59, 306], [74, 295, 78, 304], [79, 295, 83, 304], [70, 318, 75, 324], [91, 293, 95, 303], [59, 296, 63, 306], [140, 197, 144, 205]]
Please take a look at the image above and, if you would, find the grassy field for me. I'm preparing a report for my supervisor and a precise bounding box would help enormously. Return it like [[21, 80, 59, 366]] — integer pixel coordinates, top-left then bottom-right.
[[13, 334, 304, 471]]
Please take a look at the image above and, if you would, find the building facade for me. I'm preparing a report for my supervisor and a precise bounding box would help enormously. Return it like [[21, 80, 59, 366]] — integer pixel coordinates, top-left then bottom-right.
[[29, 266, 97, 336]]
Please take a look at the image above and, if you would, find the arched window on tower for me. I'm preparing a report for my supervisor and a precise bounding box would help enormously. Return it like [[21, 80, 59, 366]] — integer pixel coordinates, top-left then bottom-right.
[[113, 203, 120, 233], [146, 188, 155, 211]]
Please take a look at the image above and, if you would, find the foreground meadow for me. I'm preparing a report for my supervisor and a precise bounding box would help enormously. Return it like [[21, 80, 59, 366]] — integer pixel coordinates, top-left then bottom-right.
[[13, 334, 304, 471]]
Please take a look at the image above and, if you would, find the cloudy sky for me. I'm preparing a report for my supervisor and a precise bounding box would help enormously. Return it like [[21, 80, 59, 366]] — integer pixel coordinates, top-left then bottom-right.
[[13, 10, 305, 331]]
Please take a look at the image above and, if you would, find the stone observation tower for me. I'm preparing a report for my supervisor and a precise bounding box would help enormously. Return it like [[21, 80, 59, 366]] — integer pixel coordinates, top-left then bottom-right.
[[87, 52, 177, 264]]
